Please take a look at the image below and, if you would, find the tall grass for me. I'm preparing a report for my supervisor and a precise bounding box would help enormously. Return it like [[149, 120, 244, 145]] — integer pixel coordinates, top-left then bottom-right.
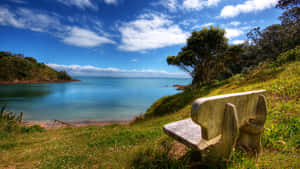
[[0, 105, 44, 139]]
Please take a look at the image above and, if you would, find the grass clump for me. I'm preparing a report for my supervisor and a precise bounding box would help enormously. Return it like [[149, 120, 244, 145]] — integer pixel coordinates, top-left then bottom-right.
[[21, 125, 45, 133], [0, 105, 44, 140], [130, 138, 190, 169], [0, 105, 21, 135]]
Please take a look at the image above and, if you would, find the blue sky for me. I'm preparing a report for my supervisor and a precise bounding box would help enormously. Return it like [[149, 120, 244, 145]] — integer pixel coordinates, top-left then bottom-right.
[[0, 0, 283, 77]]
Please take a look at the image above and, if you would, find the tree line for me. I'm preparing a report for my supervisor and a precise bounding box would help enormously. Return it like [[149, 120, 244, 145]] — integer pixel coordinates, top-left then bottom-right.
[[167, 0, 299, 86]]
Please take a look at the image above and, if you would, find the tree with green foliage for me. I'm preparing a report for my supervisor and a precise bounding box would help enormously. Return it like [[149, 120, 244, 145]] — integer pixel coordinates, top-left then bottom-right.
[[247, 25, 288, 60], [276, 0, 300, 9], [246, 1, 299, 61], [167, 26, 242, 85]]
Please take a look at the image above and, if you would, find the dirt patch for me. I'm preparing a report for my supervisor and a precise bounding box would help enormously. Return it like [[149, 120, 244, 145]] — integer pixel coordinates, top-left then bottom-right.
[[168, 141, 188, 159]]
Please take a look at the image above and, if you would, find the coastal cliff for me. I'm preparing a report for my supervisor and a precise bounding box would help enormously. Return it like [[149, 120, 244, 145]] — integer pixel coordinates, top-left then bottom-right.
[[0, 51, 77, 84]]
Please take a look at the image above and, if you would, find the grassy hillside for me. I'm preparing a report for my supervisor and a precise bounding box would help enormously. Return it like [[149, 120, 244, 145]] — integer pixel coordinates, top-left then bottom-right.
[[0, 51, 73, 83], [0, 60, 299, 168]]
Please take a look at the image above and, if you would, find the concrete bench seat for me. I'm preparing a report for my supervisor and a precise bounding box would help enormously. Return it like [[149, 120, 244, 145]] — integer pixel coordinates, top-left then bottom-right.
[[163, 90, 267, 160], [163, 118, 221, 150]]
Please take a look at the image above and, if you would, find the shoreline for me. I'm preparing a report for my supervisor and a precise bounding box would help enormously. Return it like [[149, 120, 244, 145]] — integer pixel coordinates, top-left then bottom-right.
[[173, 84, 190, 90], [0, 79, 80, 85], [23, 120, 130, 130]]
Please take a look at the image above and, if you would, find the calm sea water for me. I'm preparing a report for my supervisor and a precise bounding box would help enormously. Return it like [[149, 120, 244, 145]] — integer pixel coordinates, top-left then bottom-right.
[[0, 77, 191, 121]]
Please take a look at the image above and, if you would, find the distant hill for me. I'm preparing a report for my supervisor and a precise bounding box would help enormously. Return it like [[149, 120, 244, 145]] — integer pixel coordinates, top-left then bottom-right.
[[0, 51, 76, 84]]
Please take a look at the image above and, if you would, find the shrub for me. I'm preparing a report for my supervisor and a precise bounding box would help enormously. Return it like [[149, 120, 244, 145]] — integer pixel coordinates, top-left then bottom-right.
[[57, 71, 72, 80], [277, 46, 300, 65], [21, 125, 45, 133], [0, 105, 21, 134]]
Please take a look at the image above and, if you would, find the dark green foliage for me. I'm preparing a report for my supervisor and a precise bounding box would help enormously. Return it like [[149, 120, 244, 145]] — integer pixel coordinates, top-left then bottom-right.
[[21, 125, 45, 133], [0, 105, 20, 134], [276, 0, 300, 9], [280, 7, 300, 25], [0, 51, 73, 82], [167, 26, 242, 85], [277, 46, 300, 65], [246, 24, 297, 61], [57, 71, 72, 80], [246, 2, 299, 62]]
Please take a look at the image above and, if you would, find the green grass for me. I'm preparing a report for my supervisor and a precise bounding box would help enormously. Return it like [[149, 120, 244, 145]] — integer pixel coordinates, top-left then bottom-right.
[[0, 61, 299, 169]]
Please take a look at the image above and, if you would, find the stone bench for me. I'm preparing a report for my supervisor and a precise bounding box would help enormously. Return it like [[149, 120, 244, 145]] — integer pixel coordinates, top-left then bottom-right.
[[163, 90, 267, 160]]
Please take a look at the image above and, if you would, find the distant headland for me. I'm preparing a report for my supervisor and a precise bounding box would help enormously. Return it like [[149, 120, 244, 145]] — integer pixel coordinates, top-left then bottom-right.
[[0, 51, 78, 84]]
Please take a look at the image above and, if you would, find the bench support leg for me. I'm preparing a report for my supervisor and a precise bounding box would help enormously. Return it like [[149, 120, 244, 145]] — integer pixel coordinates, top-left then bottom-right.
[[238, 95, 267, 154], [218, 103, 239, 160]]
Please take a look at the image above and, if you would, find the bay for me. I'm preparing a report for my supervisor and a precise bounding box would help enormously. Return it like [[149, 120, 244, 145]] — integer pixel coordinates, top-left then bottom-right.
[[0, 77, 191, 121]]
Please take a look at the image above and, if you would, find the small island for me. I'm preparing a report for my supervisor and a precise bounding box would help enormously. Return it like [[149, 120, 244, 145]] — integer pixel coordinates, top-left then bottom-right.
[[0, 51, 78, 84]]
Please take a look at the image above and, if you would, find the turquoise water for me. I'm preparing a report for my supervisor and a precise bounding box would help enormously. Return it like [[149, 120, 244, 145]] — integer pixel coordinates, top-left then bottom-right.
[[0, 77, 191, 121]]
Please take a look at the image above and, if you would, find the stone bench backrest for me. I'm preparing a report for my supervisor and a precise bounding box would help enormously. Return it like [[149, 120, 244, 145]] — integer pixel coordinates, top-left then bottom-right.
[[191, 90, 266, 140]]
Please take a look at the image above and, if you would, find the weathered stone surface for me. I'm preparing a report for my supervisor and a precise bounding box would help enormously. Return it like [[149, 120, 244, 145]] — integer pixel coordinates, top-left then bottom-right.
[[163, 118, 221, 150], [237, 94, 267, 153], [219, 103, 239, 159], [163, 119, 202, 149], [191, 90, 266, 140], [163, 90, 267, 160]]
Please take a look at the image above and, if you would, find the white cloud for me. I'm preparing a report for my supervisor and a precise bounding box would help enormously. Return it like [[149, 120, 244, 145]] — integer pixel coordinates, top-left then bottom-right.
[[57, 0, 97, 10], [192, 22, 214, 29], [229, 21, 241, 26], [119, 13, 189, 52], [225, 28, 244, 39], [0, 7, 63, 32], [232, 40, 246, 45], [220, 0, 278, 18], [63, 27, 115, 47], [130, 59, 138, 62], [183, 0, 221, 10], [0, 7, 24, 28], [104, 0, 118, 5], [17, 8, 63, 32], [48, 64, 190, 78], [156, 0, 178, 11], [0, 7, 114, 48]]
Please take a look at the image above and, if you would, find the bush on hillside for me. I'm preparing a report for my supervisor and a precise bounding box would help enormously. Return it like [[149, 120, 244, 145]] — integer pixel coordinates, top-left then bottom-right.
[[277, 46, 300, 65], [57, 71, 72, 80], [0, 105, 21, 134], [0, 105, 45, 140], [21, 125, 45, 133]]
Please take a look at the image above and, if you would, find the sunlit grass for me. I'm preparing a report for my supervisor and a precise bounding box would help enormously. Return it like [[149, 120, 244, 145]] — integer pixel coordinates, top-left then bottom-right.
[[0, 61, 299, 168]]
